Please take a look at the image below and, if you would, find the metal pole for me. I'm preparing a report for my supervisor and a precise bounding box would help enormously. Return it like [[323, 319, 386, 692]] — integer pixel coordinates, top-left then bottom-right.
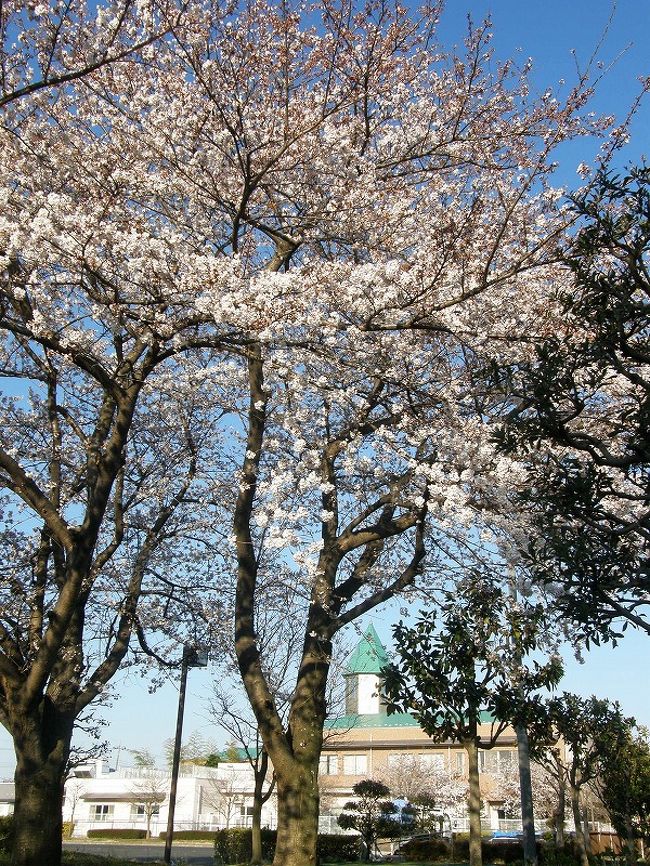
[[164, 646, 189, 865]]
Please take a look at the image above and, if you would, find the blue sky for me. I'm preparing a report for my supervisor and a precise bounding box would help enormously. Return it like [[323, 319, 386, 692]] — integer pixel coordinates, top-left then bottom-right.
[[0, 0, 648, 779]]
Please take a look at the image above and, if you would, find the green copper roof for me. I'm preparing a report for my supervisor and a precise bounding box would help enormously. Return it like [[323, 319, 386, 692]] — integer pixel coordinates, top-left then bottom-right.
[[325, 712, 420, 729], [325, 709, 499, 730], [345, 624, 390, 674]]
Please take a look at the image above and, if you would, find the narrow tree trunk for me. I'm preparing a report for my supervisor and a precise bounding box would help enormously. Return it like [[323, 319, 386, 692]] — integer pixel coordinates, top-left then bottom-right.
[[12, 755, 67, 866], [554, 780, 566, 847], [273, 765, 320, 866], [570, 785, 589, 866], [516, 723, 538, 866], [250, 752, 270, 866], [623, 813, 636, 866], [465, 739, 483, 866]]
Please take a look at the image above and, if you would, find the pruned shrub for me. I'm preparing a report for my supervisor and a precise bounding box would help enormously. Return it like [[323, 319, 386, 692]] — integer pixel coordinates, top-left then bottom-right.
[[0, 816, 14, 854], [214, 828, 277, 864], [397, 836, 451, 862], [62, 821, 75, 839], [317, 833, 361, 862], [213, 828, 361, 864], [86, 828, 147, 839]]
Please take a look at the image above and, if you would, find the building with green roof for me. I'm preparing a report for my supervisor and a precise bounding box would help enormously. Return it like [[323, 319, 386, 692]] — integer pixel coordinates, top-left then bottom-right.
[[319, 625, 521, 836]]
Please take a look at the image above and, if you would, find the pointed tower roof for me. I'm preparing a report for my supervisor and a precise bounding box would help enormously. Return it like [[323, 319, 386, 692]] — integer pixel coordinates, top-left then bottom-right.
[[345, 624, 390, 675]]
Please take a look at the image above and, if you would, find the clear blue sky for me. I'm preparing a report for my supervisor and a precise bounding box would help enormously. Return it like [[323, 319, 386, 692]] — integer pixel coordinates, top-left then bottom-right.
[[0, 0, 648, 779]]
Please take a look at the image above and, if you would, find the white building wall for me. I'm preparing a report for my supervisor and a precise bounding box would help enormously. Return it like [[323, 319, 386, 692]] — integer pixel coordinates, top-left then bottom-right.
[[63, 761, 275, 838], [357, 674, 380, 714]]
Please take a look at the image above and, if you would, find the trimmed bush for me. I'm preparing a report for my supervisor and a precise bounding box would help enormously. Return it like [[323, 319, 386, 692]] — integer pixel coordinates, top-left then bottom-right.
[[0, 816, 14, 854], [541, 844, 582, 866], [214, 828, 277, 864], [213, 829, 362, 864], [62, 821, 75, 839], [317, 833, 361, 862], [86, 828, 147, 839], [396, 836, 451, 862], [486, 841, 539, 864]]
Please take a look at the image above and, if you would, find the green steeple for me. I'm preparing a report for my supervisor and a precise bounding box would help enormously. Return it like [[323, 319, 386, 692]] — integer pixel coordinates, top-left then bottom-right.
[[345, 624, 389, 675]]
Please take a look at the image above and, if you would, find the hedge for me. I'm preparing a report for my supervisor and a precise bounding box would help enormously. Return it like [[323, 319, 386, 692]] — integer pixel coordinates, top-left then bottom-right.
[[158, 830, 219, 841], [214, 829, 362, 864], [396, 836, 451, 862], [0, 816, 14, 854], [214, 828, 277, 864], [86, 828, 147, 840], [317, 833, 361, 862]]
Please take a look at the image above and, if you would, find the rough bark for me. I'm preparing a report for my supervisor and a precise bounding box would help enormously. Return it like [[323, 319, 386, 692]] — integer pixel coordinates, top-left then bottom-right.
[[10, 710, 73, 866], [250, 750, 271, 866], [516, 723, 538, 866], [465, 736, 483, 866], [273, 766, 320, 866]]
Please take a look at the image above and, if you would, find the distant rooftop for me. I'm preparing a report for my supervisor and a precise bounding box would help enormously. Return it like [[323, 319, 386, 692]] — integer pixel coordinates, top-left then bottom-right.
[[326, 709, 500, 730], [326, 712, 420, 730], [345, 624, 390, 675]]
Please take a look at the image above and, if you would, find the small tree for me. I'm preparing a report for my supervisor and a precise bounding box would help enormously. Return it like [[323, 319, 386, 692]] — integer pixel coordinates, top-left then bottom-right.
[[337, 780, 399, 862], [595, 726, 650, 864], [129, 773, 167, 839], [383, 580, 562, 866], [526, 694, 634, 866]]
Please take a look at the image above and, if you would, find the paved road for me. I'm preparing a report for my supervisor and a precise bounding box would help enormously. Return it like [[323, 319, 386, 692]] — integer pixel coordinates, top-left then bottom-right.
[[64, 840, 214, 864]]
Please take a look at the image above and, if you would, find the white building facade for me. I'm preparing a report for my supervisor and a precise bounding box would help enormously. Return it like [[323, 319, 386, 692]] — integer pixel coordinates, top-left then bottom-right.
[[63, 759, 276, 838]]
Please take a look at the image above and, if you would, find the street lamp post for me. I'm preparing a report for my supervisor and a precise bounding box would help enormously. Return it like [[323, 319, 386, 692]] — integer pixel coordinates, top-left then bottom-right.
[[163, 644, 208, 866]]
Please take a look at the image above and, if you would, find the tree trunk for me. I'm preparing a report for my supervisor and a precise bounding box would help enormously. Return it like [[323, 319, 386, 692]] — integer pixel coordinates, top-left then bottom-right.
[[554, 780, 566, 847], [465, 739, 483, 866], [516, 723, 538, 866], [12, 755, 67, 866], [570, 785, 589, 866], [250, 752, 271, 866], [272, 765, 320, 866], [622, 813, 636, 866]]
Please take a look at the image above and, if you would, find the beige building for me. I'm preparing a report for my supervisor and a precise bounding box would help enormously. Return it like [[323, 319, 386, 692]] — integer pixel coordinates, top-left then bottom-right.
[[319, 625, 521, 834]]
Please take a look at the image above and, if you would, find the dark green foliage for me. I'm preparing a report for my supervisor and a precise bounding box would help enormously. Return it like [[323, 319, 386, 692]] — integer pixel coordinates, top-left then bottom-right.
[[86, 828, 147, 839], [213, 829, 357, 864], [396, 835, 451, 861], [524, 693, 634, 789], [596, 728, 650, 851], [383, 581, 561, 743], [337, 780, 399, 861], [539, 844, 582, 866], [214, 828, 277, 864], [316, 833, 361, 862], [0, 816, 13, 854], [492, 165, 650, 642]]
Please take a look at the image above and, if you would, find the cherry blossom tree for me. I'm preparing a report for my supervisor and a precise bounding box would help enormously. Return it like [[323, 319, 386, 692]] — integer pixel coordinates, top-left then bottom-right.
[[0, 0, 184, 109]]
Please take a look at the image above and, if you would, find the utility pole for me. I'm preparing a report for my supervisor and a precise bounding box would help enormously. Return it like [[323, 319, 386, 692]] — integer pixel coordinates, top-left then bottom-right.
[[163, 645, 208, 865]]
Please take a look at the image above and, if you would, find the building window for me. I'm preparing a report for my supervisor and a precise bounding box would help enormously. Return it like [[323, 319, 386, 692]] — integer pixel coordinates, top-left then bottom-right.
[[132, 803, 160, 817], [92, 804, 114, 821], [343, 754, 367, 775], [319, 754, 338, 775], [420, 753, 445, 770], [455, 752, 465, 773], [479, 749, 516, 773]]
